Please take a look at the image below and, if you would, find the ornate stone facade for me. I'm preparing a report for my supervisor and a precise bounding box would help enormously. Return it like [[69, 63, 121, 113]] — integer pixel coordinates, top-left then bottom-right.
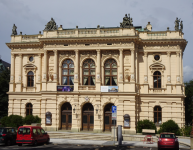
[[6, 19, 187, 133]]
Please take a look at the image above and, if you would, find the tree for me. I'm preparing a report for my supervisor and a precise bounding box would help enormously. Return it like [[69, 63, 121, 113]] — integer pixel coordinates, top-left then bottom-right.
[[158, 119, 180, 135], [137, 119, 157, 133], [23, 115, 41, 125], [1, 115, 23, 128], [184, 79, 193, 125], [0, 68, 10, 118]]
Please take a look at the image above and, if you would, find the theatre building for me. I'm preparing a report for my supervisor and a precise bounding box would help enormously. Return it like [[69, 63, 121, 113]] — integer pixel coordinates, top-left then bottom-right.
[[6, 15, 187, 133]]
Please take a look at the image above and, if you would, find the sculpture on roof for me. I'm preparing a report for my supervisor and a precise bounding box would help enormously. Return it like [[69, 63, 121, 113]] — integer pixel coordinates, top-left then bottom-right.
[[174, 17, 180, 31], [44, 18, 58, 31], [12, 24, 17, 35], [180, 20, 183, 31], [120, 14, 133, 28]]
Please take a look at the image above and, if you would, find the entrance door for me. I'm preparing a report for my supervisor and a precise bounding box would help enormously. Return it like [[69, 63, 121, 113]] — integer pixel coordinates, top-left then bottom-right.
[[61, 102, 72, 130], [104, 103, 116, 131], [82, 103, 94, 131]]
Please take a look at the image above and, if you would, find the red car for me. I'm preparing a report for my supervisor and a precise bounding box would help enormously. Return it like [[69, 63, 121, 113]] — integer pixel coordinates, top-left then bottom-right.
[[16, 126, 50, 146], [157, 132, 179, 150]]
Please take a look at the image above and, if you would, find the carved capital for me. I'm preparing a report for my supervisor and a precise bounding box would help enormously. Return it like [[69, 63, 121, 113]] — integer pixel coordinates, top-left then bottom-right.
[[11, 54, 15, 58], [18, 54, 22, 58], [119, 49, 123, 53], [96, 49, 100, 53], [176, 51, 180, 56], [53, 49, 57, 54], [74, 49, 79, 54], [44, 50, 47, 55], [38, 53, 41, 58], [167, 51, 171, 57], [144, 52, 148, 57]]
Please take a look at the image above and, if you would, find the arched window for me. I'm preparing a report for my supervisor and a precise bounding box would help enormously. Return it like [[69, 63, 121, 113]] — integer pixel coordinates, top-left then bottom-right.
[[26, 103, 33, 116], [104, 59, 117, 85], [153, 71, 161, 88], [27, 71, 34, 87], [83, 59, 95, 85], [62, 59, 74, 85], [154, 106, 162, 124]]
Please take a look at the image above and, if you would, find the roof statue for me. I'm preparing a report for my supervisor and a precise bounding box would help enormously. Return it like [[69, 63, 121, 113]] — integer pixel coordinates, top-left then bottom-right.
[[12, 24, 17, 35], [174, 17, 180, 31], [44, 18, 58, 31], [120, 14, 133, 28], [180, 20, 183, 31]]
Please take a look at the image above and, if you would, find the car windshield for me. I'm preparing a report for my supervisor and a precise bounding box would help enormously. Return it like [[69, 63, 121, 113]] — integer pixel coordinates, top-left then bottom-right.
[[160, 134, 175, 138], [18, 128, 30, 134], [0, 128, 4, 133]]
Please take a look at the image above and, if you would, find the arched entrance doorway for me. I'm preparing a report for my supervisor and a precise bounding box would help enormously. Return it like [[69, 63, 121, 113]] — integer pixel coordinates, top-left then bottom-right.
[[82, 103, 94, 131], [61, 102, 72, 130], [104, 103, 116, 131]]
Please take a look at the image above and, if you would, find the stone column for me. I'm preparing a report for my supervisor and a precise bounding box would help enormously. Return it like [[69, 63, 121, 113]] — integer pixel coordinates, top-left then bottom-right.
[[43, 50, 48, 81], [18, 54, 22, 82], [10, 54, 15, 92], [167, 52, 171, 83], [119, 49, 123, 91], [74, 50, 79, 91], [53, 50, 58, 82], [144, 52, 148, 83], [176, 52, 180, 83], [130, 49, 135, 82], [38, 54, 42, 82], [96, 49, 101, 91], [42, 50, 47, 91]]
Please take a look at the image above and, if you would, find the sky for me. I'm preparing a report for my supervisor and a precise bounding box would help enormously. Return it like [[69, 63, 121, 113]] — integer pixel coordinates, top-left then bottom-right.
[[0, 0, 192, 82]]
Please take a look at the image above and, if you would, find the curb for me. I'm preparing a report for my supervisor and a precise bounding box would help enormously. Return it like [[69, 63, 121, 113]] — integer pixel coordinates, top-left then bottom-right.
[[179, 141, 190, 147]]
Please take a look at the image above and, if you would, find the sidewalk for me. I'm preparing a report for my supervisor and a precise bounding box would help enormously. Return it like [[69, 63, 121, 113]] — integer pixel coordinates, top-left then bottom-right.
[[50, 138, 190, 149]]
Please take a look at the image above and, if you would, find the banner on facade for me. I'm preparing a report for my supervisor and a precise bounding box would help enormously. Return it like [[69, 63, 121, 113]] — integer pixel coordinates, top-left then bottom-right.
[[101, 86, 118, 92], [57, 86, 74, 92]]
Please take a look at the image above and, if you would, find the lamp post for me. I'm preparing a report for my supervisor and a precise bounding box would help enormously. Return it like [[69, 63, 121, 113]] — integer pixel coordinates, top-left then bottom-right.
[[190, 96, 193, 150]]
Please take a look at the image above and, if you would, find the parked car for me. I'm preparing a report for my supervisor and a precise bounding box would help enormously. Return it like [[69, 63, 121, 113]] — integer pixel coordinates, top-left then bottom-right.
[[16, 126, 50, 146], [0, 127, 17, 146], [157, 132, 179, 150]]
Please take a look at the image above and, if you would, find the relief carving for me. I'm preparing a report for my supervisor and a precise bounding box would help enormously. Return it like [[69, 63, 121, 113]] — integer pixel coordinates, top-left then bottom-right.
[[101, 50, 119, 62], [59, 51, 75, 62]]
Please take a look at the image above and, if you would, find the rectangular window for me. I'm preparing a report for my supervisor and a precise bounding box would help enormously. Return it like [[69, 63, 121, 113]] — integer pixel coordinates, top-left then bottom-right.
[[18, 128, 30, 134]]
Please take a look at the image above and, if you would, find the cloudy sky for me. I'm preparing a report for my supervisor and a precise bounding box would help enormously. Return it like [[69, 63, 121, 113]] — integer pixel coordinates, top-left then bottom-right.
[[0, 0, 192, 82]]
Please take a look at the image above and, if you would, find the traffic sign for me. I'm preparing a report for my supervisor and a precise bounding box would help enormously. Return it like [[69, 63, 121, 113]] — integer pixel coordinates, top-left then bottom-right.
[[112, 106, 117, 120]]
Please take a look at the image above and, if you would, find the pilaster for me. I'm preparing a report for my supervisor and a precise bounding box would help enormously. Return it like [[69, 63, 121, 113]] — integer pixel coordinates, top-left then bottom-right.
[[42, 50, 47, 91], [118, 49, 123, 92], [10, 54, 15, 92], [74, 49, 79, 91], [96, 49, 101, 91], [36, 54, 42, 91]]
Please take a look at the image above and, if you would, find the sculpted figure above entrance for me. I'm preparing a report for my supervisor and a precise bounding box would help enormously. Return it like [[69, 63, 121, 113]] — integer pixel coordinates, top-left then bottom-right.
[[44, 18, 57, 31]]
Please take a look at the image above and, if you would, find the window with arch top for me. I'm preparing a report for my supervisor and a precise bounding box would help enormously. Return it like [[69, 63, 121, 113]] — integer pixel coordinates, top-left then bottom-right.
[[83, 59, 95, 85], [62, 59, 74, 85], [154, 106, 162, 124], [27, 71, 34, 87], [153, 71, 161, 88], [104, 59, 117, 85], [26, 103, 33, 116]]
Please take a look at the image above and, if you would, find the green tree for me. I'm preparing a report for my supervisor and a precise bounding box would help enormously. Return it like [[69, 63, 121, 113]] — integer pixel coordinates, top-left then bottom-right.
[[137, 119, 157, 133], [158, 120, 180, 135], [1, 115, 23, 128], [184, 79, 193, 125], [23, 115, 41, 125], [0, 68, 10, 118]]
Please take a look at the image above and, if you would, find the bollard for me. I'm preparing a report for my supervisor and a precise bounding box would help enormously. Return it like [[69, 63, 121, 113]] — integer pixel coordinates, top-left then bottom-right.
[[118, 125, 122, 145]]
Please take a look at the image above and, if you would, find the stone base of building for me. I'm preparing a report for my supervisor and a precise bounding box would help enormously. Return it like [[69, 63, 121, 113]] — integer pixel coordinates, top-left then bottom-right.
[[44, 126, 57, 131], [71, 127, 80, 132], [122, 129, 136, 135], [93, 129, 103, 133], [190, 135, 193, 150]]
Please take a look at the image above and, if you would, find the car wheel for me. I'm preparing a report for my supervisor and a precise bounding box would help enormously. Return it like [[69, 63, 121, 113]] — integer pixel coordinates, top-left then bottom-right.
[[6, 139, 11, 146], [158, 148, 161, 150], [33, 140, 37, 146], [18, 143, 22, 146], [46, 138, 50, 144]]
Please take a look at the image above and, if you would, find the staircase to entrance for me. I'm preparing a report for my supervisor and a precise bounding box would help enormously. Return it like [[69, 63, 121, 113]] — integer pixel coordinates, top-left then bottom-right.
[[48, 131, 111, 141]]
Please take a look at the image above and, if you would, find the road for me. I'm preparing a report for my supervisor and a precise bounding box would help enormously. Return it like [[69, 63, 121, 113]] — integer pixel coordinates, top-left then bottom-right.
[[0, 143, 190, 150]]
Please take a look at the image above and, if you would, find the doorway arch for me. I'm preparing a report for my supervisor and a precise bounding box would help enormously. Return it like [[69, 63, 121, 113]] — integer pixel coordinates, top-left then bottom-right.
[[82, 103, 94, 131], [61, 102, 72, 130], [104, 103, 115, 131]]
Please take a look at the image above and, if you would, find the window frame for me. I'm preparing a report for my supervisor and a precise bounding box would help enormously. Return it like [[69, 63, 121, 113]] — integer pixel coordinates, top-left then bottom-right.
[[26, 103, 33, 116], [61, 59, 74, 85], [27, 71, 34, 87], [154, 106, 162, 124], [153, 71, 161, 88], [104, 59, 117, 86], [82, 59, 95, 85]]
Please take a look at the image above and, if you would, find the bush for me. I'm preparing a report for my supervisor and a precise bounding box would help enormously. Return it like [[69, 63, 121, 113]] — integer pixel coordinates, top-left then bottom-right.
[[158, 120, 180, 135], [137, 119, 157, 133], [0, 115, 23, 128], [179, 125, 192, 137], [23, 115, 41, 125]]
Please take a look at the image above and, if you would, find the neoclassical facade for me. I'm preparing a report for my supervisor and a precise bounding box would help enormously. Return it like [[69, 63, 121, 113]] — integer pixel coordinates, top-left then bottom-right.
[[6, 16, 187, 133]]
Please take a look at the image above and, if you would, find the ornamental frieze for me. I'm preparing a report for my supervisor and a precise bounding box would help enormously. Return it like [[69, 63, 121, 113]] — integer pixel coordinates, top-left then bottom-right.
[[101, 50, 119, 62], [80, 51, 97, 63], [143, 45, 180, 50], [59, 51, 75, 62]]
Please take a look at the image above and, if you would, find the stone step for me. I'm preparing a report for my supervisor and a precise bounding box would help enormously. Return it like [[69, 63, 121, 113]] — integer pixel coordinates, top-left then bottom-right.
[[48, 132, 111, 141]]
